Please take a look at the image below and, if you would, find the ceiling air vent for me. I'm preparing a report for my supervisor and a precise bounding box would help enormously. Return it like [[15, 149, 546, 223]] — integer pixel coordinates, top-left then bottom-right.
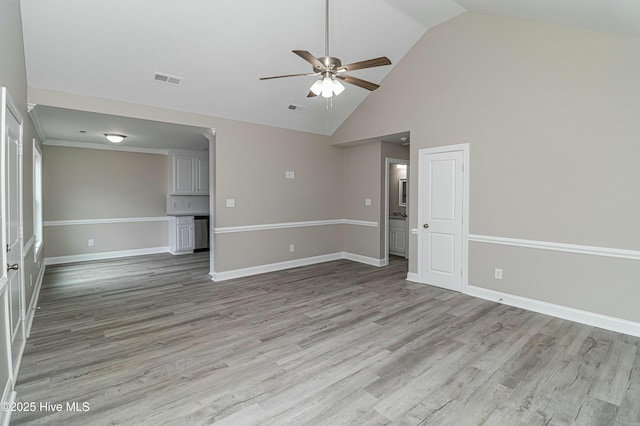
[[153, 72, 183, 86]]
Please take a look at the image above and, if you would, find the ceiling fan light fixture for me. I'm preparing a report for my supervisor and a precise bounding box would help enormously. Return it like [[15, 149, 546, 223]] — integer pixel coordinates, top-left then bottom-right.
[[321, 76, 334, 98], [310, 79, 323, 96], [332, 79, 345, 96], [104, 133, 126, 143]]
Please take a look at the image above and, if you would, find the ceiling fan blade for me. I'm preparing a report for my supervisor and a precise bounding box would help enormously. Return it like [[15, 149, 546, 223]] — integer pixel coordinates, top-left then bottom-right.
[[337, 74, 380, 91], [260, 72, 319, 80], [292, 50, 325, 70], [307, 91, 318, 98], [338, 56, 391, 72]]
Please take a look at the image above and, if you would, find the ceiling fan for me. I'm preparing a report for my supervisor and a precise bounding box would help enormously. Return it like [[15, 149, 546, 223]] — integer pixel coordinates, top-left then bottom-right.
[[259, 0, 392, 98]]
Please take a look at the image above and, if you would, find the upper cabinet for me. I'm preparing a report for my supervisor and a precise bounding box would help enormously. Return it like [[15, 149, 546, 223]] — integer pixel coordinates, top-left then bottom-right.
[[168, 151, 209, 195]]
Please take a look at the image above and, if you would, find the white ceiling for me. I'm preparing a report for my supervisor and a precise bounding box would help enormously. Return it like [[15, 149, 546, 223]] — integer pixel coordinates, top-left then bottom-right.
[[20, 0, 640, 144], [31, 106, 209, 152]]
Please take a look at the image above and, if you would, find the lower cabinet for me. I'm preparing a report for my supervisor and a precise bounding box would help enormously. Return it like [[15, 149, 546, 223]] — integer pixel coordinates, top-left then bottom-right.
[[169, 216, 194, 255], [389, 219, 407, 256]]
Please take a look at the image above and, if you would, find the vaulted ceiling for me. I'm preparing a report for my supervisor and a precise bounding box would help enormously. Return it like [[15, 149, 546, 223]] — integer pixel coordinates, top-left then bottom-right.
[[20, 0, 640, 139]]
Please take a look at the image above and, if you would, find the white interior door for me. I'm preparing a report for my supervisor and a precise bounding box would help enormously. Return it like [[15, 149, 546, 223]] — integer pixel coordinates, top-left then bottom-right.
[[418, 146, 466, 291], [3, 89, 24, 371]]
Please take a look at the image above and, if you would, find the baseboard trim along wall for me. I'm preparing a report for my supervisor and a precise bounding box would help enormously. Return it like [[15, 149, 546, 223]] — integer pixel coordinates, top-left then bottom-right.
[[469, 234, 640, 261], [211, 252, 385, 282], [44, 217, 169, 227], [466, 285, 640, 338], [342, 252, 386, 267], [214, 219, 378, 234], [25, 261, 46, 338], [45, 247, 169, 265]]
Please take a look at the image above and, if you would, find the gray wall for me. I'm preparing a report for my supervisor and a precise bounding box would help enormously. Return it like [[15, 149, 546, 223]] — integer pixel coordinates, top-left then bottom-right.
[[29, 90, 347, 273], [213, 118, 343, 271], [0, 0, 45, 404], [43, 146, 169, 258], [334, 13, 640, 323], [341, 141, 381, 259]]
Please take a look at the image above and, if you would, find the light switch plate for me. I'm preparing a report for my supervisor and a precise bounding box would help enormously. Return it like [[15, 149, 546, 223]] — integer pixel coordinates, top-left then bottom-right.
[[365, 198, 372, 206], [226, 199, 235, 208]]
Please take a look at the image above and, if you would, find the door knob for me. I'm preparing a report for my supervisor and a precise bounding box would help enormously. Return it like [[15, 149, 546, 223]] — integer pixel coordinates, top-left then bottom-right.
[[423, 224, 429, 229], [7, 264, 18, 271]]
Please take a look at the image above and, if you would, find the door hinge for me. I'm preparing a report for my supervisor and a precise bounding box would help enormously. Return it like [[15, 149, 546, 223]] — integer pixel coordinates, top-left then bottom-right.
[[18, 143, 23, 156]]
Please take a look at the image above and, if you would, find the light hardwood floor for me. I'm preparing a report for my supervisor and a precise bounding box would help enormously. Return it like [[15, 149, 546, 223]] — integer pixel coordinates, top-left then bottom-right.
[[12, 253, 640, 425]]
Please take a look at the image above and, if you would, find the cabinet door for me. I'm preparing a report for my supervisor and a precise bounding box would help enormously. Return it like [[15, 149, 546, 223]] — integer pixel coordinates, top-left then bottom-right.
[[389, 229, 397, 251], [395, 228, 406, 254], [177, 224, 194, 251], [195, 156, 209, 194], [174, 155, 195, 194]]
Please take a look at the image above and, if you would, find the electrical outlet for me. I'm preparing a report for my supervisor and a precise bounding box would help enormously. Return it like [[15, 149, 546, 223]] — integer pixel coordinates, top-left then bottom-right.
[[88, 239, 95, 247], [365, 198, 372, 206], [494, 268, 503, 280], [289, 244, 295, 252], [226, 199, 235, 207]]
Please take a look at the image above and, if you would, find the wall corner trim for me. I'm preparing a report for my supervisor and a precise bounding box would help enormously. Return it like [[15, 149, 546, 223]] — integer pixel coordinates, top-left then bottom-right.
[[466, 284, 640, 338], [0, 382, 16, 426]]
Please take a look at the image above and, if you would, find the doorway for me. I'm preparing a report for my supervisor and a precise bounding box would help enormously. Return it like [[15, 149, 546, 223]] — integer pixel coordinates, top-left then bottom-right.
[[417, 143, 469, 292], [385, 158, 409, 267]]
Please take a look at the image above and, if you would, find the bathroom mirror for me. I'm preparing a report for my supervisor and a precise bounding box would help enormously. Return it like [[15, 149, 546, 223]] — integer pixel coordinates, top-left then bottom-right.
[[399, 178, 407, 207]]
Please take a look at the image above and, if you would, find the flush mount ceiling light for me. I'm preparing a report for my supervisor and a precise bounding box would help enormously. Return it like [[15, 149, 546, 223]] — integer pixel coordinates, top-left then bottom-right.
[[259, 0, 391, 98], [104, 133, 126, 143]]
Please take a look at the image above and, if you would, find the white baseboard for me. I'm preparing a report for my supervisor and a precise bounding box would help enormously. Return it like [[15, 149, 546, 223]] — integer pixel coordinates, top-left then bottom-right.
[[466, 285, 640, 338], [0, 379, 15, 426], [406, 272, 419, 282], [25, 261, 46, 338], [343, 252, 385, 267], [211, 252, 385, 282], [44, 247, 169, 265], [211, 253, 343, 281]]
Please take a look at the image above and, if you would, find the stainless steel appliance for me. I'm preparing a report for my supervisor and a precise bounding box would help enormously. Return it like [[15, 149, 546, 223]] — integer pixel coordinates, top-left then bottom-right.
[[194, 216, 209, 251]]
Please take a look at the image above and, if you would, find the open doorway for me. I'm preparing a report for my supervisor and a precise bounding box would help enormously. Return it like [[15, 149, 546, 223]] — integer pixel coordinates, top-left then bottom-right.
[[380, 132, 410, 273], [385, 157, 409, 266]]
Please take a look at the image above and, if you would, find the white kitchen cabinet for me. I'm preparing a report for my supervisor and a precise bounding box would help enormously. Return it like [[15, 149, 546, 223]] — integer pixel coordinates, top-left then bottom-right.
[[169, 152, 209, 195], [169, 216, 194, 255], [389, 218, 407, 256]]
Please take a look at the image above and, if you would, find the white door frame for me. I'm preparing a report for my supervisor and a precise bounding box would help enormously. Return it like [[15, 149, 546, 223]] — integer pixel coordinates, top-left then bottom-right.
[[417, 143, 469, 293], [1, 86, 20, 419], [384, 157, 409, 266], [2, 88, 25, 379]]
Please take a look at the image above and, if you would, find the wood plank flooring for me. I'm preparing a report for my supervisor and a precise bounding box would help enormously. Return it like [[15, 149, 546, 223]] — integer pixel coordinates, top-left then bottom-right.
[[12, 253, 640, 425]]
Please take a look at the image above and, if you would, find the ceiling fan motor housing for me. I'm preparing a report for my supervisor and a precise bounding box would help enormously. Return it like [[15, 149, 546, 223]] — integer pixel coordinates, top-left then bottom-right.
[[314, 57, 343, 74]]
